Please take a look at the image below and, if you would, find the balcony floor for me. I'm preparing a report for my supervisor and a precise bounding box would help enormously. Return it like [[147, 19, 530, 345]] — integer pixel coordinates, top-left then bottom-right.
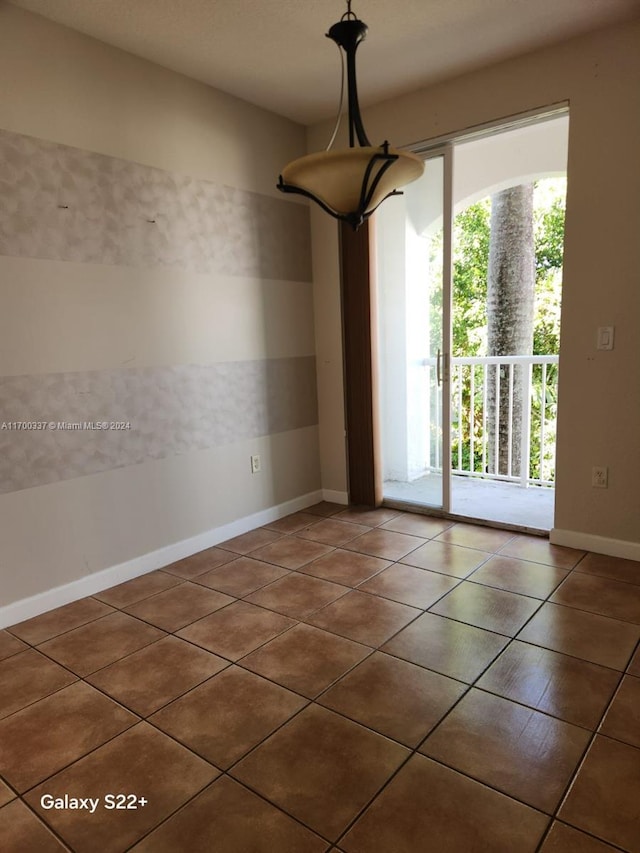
[[383, 474, 554, 532]]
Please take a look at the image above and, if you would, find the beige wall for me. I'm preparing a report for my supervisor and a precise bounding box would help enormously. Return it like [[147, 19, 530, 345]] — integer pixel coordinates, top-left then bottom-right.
[[309, 19, 640, 549], [0, 4, 320, 611]]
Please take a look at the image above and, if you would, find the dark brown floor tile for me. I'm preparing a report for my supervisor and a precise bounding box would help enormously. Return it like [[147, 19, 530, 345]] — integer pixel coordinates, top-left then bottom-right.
[[599, 674, 640, 748], [0, 681, 137, 792], [334, 507, 401, 527], [0, 800, 68, 853], [0, 648, 76, 720], [196, 556, 289, 597], [297, 518, 371, 546], [540, 822, 620, 852], [306, 501, 345, 517], [477, 641, 620, 729], [420, 689, 590, 813], [177, 601, 295, 660], [575, 551, 640, 586], [551, 572, 640, 624], [517, 602, 640, 670], [435, 522, 516, 552], [218, 528, 283, 554], [296, 549, 390, 587], [382, 612, 508, 683], [343, 529, 426, 561], [0, 630, 27, 661], [262, 511, 321, 534], [246, 573, 349, 619], [559, 735, 640, 852], [319, 651, 466, 747], [629, 646, 640, 676], [162, 546, 236, 580], [469, 555, 568, 599], [123, 582, 234, 631], [359, 565, 459, 608], [499, 535, 585, 569], [341, 754, 548, 853], [429, 580, 541, 636], [87, 636, 227, 717], [150, 667, 306, 768], [94, 570, 182, 608], [38, 611, 165, 676], [401, 540, 491, 578], [8, 598, 114, 645], [231, 704, 408, 841], [25, 723, 218, 853], [380, 513, 454, 537], [306, 590, 420, 647], [241, 623, 370, 698], [0, 779, 15, 807], [250, 537, 334, 569], [131, 776, 328, 853]]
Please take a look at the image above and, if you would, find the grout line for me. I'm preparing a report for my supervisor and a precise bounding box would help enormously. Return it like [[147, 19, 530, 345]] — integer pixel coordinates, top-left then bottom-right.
[[331, 562, 585, 847], [571, 565, 640, 588], [337, 560, 628, 845], [0, 675, 80, 724], [518, 595, 640, 629], [6, 608, 118, 649], [32, 625, 170, 681], [14, 796, 75, 851], [535, 820, 629, 853], [420, 604, 543, 640], [214, 772, 335, 846], [14, 715, 142, 799], [532, 642, 640, 852], [119, 781, 224, 852]]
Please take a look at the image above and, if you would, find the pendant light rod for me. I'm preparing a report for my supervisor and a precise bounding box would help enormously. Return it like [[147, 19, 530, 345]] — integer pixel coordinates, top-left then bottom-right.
[[326, 16, 371, 147]]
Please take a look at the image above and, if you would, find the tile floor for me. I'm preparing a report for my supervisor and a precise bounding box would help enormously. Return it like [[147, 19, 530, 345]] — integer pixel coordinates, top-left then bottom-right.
[[1, 503, 640, 852]]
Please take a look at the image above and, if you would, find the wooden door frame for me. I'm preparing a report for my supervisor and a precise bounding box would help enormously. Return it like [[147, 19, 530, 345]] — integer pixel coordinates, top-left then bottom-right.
[[339, 220, 381, 507]]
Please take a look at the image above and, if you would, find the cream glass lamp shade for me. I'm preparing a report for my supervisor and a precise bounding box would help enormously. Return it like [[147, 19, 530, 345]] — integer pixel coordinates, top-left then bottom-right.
[[281, 147, 425, 218]]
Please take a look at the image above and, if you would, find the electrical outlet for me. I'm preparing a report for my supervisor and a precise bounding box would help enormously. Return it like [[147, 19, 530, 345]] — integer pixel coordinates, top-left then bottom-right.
[[592, 466, 608, 488], [251, 454, 261, 474]]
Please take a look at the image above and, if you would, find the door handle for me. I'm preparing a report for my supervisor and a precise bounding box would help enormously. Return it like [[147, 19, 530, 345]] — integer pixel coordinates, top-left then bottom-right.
[[436, 349, 441, 386]]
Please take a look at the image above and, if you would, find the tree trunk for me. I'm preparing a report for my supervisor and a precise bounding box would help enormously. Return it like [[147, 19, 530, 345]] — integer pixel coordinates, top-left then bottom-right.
[[486, 184, 535, 478]]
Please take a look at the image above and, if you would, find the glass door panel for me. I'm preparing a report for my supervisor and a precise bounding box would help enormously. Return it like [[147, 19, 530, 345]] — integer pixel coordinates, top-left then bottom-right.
[[375, 152, 450, 510]]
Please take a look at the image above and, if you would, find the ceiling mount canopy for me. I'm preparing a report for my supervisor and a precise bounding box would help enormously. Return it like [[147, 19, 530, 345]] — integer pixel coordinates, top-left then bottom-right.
[[277, 0, 425, 230]]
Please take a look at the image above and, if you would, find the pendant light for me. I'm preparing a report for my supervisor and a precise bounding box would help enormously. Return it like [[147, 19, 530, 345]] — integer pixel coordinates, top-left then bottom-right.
[[277, 1, 424, 230]]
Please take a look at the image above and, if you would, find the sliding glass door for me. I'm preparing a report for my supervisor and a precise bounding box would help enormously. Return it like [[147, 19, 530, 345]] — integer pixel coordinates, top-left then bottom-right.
[[375, 148, 452, 511], [375, 111, 567, 529]]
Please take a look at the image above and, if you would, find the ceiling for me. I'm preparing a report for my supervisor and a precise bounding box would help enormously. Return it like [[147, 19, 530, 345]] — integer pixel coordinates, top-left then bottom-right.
[[10, 0, 640, 124]]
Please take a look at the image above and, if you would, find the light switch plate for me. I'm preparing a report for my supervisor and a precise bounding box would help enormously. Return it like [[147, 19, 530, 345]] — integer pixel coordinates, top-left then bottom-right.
[[597, 326, 614, 350]]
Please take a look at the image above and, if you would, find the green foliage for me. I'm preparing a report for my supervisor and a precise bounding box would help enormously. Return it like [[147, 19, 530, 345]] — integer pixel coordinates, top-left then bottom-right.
[[532, 191, 565, 356], [452, 179, 566, 358], [452, 200, 490, 356], [535, 194, 566, 273]]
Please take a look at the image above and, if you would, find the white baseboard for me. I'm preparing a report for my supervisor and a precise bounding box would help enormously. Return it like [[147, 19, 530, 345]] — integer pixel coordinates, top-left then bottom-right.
[[550, 528, 640, 562], [322, 489, 349, 505], [0, 489, 323, 630]]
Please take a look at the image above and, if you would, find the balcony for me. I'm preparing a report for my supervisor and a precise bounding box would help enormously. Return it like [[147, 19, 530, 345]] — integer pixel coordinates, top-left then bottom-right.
[[383, 354, 559, 531]]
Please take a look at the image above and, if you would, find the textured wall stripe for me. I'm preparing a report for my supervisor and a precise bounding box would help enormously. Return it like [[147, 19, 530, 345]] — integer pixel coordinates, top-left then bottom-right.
[[0, 357, 318, 494], [0, 128, 312, 282]]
